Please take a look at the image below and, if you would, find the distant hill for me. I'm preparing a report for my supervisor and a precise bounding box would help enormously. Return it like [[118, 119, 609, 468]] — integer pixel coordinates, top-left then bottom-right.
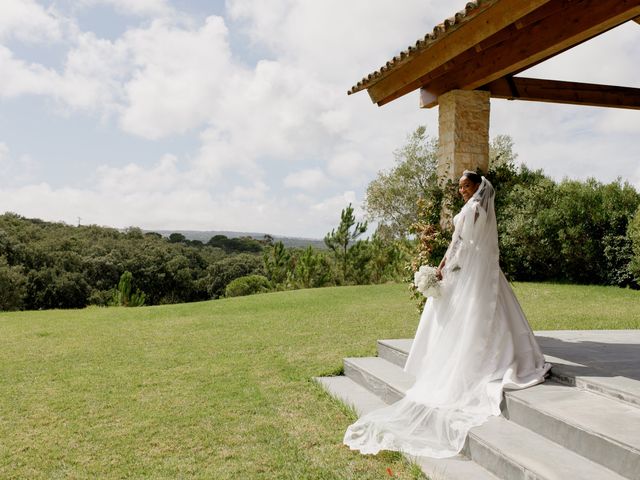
[[148, 230, 327, 249]]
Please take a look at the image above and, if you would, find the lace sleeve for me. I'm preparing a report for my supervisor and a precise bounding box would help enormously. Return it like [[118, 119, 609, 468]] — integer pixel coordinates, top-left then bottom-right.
[[444, 227, 463, 267], [443, 213, 467, 271], [445, 201, 485, 271]]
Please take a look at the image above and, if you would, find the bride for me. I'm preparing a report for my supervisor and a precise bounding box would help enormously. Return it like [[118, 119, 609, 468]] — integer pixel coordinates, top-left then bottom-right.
[[343, 171, 551, 458]]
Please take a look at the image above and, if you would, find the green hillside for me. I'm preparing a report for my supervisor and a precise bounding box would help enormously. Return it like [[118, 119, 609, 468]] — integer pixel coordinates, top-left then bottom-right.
[[0, 283, 638, 479]]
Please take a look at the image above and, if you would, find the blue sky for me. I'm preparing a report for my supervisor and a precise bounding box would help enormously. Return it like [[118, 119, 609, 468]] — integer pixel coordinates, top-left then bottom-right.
[[0, 0, 638, 238]]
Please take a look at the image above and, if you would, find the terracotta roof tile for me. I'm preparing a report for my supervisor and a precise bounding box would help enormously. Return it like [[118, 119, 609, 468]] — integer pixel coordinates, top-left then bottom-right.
[[348, 0, 491, 96]]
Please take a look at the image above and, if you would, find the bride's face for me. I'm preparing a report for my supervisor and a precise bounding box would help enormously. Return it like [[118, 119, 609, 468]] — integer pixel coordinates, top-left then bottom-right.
[[458, 176, 480, 202]]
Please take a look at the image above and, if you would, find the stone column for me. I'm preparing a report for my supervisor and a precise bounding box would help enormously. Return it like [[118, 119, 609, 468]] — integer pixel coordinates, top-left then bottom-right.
[[436, 89, 490, 182]]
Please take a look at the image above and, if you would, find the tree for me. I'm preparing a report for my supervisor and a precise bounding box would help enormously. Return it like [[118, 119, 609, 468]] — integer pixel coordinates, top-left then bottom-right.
[[168, 232, 186, 243], [345, 239, 373, 285], [324, 203, 368, 284], [0, 257, 27, 311], [489, 134, 518, 168], [626, 205, 640, 285], [365, 126, 439, 238], [365, 127, 520, 239], [498, 177, 639, 285], [366, 231, 409, 284], [124, 227, 144, 239], [263, 241, 291, 288], [208, 234, 263, 253], [293, 246, 332, 288], [26, 268, 91, 310], [111, 271, 146, 307]]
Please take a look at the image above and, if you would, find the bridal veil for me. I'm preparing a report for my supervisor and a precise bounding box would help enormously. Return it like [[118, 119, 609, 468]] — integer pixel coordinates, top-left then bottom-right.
[[343, 177, 550, 458]]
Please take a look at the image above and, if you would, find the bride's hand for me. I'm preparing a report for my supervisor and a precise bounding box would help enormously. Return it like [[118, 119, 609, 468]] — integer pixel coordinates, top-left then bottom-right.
[[436, 268, 443, 281]]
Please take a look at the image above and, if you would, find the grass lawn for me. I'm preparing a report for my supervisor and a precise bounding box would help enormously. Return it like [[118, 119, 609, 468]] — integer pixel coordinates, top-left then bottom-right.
[[0, 282, 638, 479]]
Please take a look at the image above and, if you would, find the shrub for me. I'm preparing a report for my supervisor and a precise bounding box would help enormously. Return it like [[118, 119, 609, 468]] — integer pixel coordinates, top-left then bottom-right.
[[225, 275, 271, 297], [26, 268, 90, 310], [0, 257, 27, 311], [602, 234, 636, 288], [205, 254, 264, 299], [628, 205, 640, 284]]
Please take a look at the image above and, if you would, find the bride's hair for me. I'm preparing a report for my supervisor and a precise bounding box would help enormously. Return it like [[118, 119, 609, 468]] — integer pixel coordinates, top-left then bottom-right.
[[462, 170, 482, 184]]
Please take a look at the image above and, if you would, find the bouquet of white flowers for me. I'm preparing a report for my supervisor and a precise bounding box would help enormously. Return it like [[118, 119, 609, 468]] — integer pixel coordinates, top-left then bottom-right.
[[413, 265, 441, 298]]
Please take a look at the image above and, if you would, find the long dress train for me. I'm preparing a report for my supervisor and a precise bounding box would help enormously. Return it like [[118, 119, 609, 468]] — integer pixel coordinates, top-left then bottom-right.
[[343, 177, 551, 458]]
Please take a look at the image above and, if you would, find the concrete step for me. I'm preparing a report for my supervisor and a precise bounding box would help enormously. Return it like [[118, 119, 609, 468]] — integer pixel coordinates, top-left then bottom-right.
[[377, 338, 412, 367], [343, 353, 632, 480], [467, 415, 627, 480], [504, 381, 640, 479], [314, 375, 389, 417], [378, 340, 640, 477], [377, 338, 412, 368], [544, 354, 640, 407], [377, 338, 640, 407], [313, 375, 500, 480], [343, 356, 411, 404]]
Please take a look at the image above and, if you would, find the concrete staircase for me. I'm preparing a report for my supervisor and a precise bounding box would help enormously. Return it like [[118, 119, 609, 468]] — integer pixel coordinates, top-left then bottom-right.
[[315, 337, 640, 480]]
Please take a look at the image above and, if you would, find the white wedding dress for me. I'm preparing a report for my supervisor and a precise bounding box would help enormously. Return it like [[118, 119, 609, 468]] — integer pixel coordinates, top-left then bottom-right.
[[343, 177, 551, 458]]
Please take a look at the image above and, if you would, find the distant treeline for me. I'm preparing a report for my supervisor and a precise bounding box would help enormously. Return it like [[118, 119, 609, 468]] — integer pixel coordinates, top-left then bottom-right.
[[150, 230, 327, 249], [0, 212, 407, 311]]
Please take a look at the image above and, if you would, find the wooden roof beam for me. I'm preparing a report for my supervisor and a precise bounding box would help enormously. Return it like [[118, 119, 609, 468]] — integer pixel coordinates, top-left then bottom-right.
[[365, 0, 552, 105], [416, 0, 640, 108], [480, 76, 640, 109], [634, 15, 640, 24]]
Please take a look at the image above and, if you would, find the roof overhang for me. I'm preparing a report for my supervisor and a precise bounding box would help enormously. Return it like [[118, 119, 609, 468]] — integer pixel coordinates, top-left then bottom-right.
[[349, 0, 640, 110]]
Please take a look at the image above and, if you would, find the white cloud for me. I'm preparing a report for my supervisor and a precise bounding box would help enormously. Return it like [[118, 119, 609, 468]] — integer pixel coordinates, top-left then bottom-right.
[[327, 151, 367, 179], [230, 181, 269, 201], [311, 190, 362, 224], [0, 142, 39, 186], [211, 59, 341, 160], [0, 142, 9, 164], [491, 99, 640, 185], [78, 0, 173, 18], [596, 109, 640, 135], [283, 168, 330, 191], [226, 0, 447, 84], [0, 0, 63, 43], [119, 16, 233, 139], [0, 45, 59, 98], [318, 109, 351, 136], [633, 165, 640, 191], [0, 32, 127, 113], [56, 31, 130, 112], [97, 154, 184, 194], [0, 14, 234, 130], [0, 180, 342, 237]]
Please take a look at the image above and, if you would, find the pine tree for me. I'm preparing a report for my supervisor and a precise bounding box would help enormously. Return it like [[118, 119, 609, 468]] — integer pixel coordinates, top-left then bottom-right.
[[324, 203, 367, 284]]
